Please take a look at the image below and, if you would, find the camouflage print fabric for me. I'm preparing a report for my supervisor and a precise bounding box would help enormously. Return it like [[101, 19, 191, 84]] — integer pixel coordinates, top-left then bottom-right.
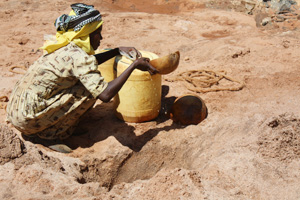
[[6, 42, 107, 140]]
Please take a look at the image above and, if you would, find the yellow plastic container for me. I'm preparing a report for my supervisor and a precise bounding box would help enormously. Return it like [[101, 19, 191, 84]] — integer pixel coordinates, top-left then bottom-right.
[[114, 51, 162, 123], [96, 49, 116, 82]]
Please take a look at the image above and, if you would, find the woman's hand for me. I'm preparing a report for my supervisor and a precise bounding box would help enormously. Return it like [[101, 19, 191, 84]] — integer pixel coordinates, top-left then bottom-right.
[[98, 57, 158, 102], [133, 57, 159, 75], [98, 49, 158, 102], [118, 47, 142, 60]]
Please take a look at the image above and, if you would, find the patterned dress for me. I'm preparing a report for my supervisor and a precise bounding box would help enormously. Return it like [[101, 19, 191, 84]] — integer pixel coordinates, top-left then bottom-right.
[[6, 42, 107, 139]]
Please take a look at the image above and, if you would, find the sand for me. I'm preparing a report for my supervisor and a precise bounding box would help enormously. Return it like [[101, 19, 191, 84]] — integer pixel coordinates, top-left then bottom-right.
[[1, 0, 300, 199]]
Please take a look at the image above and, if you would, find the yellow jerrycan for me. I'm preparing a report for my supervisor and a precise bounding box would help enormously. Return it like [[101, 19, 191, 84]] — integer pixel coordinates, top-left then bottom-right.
[[114, 51, 162, 123], [96, 49, 116, 82]]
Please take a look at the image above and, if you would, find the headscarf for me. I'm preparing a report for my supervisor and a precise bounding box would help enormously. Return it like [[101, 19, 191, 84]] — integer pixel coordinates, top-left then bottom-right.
[[41, 3, 103, 55]]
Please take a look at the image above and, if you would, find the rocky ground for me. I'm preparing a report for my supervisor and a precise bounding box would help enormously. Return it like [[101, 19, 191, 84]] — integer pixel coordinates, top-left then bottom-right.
[[0, 0, 300, 199]]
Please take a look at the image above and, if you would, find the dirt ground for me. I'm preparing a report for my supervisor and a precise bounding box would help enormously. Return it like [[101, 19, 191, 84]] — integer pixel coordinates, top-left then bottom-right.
[[1, 0, 300, 199]]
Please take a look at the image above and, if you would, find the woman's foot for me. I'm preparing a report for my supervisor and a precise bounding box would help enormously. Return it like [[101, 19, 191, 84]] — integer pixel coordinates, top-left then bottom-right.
[[21, 133, 73, 153]]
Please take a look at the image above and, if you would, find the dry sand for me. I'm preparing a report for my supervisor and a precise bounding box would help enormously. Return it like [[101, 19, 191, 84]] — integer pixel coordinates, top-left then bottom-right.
[[1, 0, 300, 199]]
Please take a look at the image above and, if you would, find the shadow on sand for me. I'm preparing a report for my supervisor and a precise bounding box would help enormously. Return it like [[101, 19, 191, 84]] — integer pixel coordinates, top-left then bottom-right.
[[65, 85, 185, 152]]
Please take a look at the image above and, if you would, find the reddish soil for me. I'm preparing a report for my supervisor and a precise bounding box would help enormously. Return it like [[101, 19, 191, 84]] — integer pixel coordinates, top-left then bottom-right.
[[1, 0, 300, 199]]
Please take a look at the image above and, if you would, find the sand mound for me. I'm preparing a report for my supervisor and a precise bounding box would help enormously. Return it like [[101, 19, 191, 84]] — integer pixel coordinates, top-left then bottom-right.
[[258, 114, 300, 162], [0, 125, 25, 165]]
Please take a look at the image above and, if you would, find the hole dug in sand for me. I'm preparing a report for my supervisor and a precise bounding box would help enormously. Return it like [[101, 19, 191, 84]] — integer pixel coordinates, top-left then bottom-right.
[[74, 89, 191, 190], [78, 131, 190, 190]]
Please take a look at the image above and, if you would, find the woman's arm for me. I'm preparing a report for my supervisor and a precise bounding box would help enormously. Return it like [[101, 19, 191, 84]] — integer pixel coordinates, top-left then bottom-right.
[[93, 48, 119, 65], [98, 57, 158, 102], [93, 47, 142, 65]]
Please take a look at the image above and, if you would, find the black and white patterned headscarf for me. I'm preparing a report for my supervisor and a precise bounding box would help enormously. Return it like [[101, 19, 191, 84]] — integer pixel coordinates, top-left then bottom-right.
[[54, 3, 102, 32]]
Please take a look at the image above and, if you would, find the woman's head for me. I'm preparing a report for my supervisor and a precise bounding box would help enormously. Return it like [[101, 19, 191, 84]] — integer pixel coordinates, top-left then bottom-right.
[[89, 25, 103, 51], [55, 3, 102, 32], [41, 3, 103, 55]]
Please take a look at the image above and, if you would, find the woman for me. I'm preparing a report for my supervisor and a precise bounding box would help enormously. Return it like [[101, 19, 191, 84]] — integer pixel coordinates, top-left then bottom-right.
[[6, 3, 157, 141]]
